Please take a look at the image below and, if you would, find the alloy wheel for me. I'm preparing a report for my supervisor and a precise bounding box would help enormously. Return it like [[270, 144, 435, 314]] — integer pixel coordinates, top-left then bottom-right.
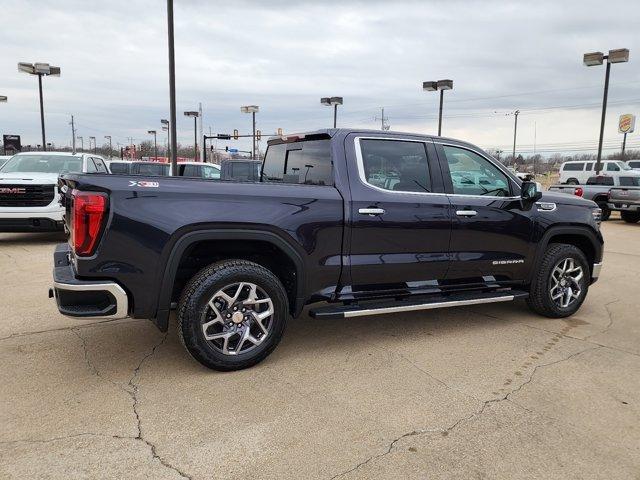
[[549, 257, 584, 309]]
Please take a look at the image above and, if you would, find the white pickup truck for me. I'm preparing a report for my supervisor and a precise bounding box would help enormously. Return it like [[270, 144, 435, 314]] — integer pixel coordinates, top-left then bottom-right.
[[0, 151, 109, 232]]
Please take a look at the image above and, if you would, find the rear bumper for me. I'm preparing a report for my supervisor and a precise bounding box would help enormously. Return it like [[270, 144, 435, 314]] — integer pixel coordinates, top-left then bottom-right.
[[607, 202, 640, 212], [50, 244, 129, 319]]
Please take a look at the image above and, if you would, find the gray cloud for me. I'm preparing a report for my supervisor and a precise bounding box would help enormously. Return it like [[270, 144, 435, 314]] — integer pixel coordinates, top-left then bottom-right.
[[1, 0, 639, 154]]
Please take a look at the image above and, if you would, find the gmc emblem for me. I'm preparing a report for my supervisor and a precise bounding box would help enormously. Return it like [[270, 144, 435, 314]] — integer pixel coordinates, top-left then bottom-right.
[[0, 187, 27, 194]]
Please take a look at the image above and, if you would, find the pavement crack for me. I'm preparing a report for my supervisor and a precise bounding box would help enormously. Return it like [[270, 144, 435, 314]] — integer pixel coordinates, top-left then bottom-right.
[[0, 318, 140, 342], [584, 299, 619, 339], [126, 333, 192, 480], [0, 432, 135, 445]]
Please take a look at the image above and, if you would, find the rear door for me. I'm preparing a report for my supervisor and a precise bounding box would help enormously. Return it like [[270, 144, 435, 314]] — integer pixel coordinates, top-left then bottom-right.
[[436, 142, 534, 286], [345, 134, 452, 296]]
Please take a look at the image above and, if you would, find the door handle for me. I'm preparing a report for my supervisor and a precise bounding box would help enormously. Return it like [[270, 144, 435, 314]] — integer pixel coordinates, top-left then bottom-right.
[[359, 207, 385, 216], [456, 210, 477, 217]]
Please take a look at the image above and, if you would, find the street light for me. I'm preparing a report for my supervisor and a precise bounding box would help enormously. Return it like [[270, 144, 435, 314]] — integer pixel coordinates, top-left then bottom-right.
[[321, 97, 343, 128], [77, 136, 84, 152], [104, 135, 112, 158], [241, 105, 259, 159], [89, 136, 96, 153], [148, 130, 158, 160], [423, 79, 453, 136], [184, 111, 199, 161], [18, 62, 61, 151], [583, 48, 630, 173]]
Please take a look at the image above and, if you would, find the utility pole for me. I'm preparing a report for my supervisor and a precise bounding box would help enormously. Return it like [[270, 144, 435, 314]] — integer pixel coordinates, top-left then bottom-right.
[[104, 135, 112, 158], [375, 107, 390, 131], [70, 115, 76, 154]]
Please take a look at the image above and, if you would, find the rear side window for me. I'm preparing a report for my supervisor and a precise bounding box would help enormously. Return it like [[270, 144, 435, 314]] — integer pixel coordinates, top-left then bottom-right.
[[619, 176, 640, 187], [628, 161, 640, 169], [109, 163, 130, 174], [563, 162, 584, 171], [263, 139, 332, 185], [92, 157, 108, 173], [586, 176, 614, 186], [134, 163, 169, 176], [586, 162, 594, 170], [358, 139, 431, 193]]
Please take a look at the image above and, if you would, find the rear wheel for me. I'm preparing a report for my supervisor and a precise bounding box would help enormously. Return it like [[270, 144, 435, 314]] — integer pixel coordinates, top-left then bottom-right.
[[596, 202, 611, 221], [621, 211, 640, 223], [527, 244, 589, 318], [178, 260, 288, 371], [566, 178, 579, 185]]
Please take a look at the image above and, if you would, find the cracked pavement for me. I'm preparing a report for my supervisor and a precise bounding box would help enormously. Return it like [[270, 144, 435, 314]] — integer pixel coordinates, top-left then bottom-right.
[[1, 221, 639, 479]]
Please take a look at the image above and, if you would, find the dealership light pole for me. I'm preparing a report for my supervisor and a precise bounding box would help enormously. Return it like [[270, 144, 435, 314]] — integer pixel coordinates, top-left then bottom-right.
[[321, 97, 343, 128], [148, 130, 158, 160], [89, 136, 96, 153], [18, 62, 61, 151], [508, 110, 520, 165], [104, 135, 112, 158], [241, 105, 259, 159], [184, 111, 199, 160], [77, 136, 84, 152], [583, 48, 630, 174], [423, 79, 453, 136], [166, 0, 178, 175]]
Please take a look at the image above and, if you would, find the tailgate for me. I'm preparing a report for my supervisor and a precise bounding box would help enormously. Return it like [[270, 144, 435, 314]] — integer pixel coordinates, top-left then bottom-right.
[[610, 187, 640, 202]]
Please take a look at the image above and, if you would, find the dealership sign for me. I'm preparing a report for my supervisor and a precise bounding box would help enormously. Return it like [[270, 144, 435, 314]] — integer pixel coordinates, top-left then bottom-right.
[[619, 114, 636, 134], [2, 134, 21, 153]]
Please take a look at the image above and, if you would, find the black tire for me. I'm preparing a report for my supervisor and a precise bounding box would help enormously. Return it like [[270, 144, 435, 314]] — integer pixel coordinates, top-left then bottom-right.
[[526, 243, 589, 318], [596, 202, 611, 221], [566, 178, 579, 185], [621, 211, 640, 223], [178, 259, 288, 371]]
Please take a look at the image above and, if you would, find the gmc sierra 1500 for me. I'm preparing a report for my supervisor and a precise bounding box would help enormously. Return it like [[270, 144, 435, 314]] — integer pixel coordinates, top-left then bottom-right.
[[51, 129, 604, 370]]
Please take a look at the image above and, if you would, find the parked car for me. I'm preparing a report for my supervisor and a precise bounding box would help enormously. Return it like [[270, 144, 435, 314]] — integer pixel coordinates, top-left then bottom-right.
[[51, 129, 603, 371], [175, 161, 221, 179], [0, 152, 108, 232], [107, 160, 168, 176], [220, 159, 262, 181], [626, 160, 640, 170], [559, 159, 637, 184], [548, 175, 640, 220], [607, 178, 640, 223]]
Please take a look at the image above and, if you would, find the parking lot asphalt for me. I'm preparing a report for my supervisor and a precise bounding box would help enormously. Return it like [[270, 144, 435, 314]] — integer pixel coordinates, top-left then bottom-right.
[[1, 219, 639, 479]]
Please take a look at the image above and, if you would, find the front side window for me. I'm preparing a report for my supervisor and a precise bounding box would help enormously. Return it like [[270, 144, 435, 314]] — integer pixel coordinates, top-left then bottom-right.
[[262, 139, 332, 185], [92, 157, 108, 173], [359, 139, 431, 193], [606, 162, 621, 172], [442, 146, 510, 196], [203, 165, 220, 179]]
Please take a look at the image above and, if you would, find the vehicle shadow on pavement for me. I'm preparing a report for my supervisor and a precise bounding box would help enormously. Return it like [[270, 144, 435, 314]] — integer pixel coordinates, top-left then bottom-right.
[[0, 232, 67, 245]]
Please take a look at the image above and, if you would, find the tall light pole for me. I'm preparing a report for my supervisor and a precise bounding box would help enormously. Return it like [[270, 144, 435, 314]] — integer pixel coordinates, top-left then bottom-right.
[[508, 110, 520, 165], [321, 97, 343, 128], [77, 136, 84, 152], [183, 111, 199, 161], [166, 0, 178, 175], [18, 62, 61, 151], [423, 79, 453, 136], [161, 119, 170, 157], [241, 105, 259, 159], [583, 48, 630, 174], [104, 135, 112, 158], [89, 136, 96, 153], [148, 130, 158, 160]]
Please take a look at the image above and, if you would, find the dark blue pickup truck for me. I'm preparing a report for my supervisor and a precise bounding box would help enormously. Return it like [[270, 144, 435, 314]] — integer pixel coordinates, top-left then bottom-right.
[[52, 129, 604, 370]]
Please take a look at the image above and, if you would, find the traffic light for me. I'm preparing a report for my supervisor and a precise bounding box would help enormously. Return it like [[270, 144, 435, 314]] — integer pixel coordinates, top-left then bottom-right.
[[233, 129, 239, 140], [256, 130, 261, 141]]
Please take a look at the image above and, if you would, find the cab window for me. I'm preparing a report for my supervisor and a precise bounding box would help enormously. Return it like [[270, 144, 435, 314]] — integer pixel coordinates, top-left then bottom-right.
[[442, 146, 510, 196]]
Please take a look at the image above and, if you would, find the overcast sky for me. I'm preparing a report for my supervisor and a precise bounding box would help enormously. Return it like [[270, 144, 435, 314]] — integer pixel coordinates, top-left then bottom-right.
[[1, 0, 639, 155]]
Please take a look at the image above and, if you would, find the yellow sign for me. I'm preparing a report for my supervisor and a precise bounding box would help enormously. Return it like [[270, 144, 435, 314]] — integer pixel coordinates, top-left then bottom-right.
[[619, 114, 635, 134]]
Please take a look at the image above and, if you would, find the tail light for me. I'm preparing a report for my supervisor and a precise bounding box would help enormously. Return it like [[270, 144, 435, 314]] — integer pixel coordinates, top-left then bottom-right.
[[71, 190, 108, 256], [574, 187, 584, 197]]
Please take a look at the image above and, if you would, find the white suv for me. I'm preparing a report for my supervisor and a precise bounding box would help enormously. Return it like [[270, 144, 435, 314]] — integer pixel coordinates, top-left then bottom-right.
[[559, 160, 639, 184], [0, 152, 109, 232]]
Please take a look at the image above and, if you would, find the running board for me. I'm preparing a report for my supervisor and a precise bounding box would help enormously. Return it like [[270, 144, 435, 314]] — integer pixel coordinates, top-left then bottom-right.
[[309, 290, 529, 320]]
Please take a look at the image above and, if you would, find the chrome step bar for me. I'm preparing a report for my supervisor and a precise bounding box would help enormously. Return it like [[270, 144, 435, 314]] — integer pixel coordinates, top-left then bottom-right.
[[310, 290, 528, 320]]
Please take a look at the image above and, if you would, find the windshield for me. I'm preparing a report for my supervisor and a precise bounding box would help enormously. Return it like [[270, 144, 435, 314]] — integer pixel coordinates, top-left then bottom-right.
[[617, 161, 632, 171], [0, 154, 82, 174]]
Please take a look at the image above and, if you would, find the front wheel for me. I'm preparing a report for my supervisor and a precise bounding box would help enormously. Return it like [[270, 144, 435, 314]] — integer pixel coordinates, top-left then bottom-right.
[[526, 244, 589, 318], [178, 260, 288, 371], [621, 211, 640, 223]]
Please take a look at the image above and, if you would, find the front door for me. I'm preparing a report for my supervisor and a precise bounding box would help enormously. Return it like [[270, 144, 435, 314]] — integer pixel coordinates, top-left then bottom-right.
[[436, 143, 534, 286], [346, 134, 452, 297]]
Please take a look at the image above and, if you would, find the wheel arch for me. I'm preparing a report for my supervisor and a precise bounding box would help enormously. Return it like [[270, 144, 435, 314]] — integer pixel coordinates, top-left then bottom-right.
[[529, 226, 602, 284], [153, 228, 307, 331]]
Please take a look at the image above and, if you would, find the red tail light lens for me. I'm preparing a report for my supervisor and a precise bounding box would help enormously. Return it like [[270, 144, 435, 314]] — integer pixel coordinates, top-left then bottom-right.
[[71, 190, 107, 256], [574, 187, 584, 197]]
